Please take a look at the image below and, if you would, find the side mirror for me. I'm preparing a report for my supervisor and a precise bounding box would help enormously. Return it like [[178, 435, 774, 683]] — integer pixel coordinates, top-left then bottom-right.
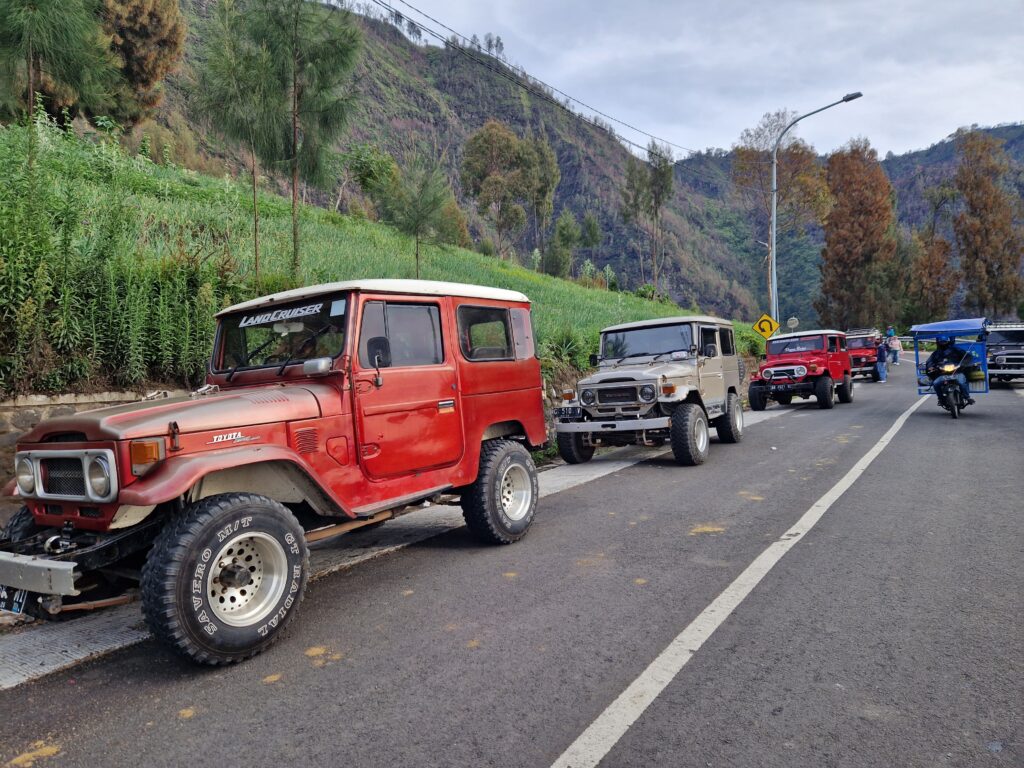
[[689, 344, 698, 355], [703, 343, 718, 358], [302, 357, 333, 376], [589, 354, 599, 367]]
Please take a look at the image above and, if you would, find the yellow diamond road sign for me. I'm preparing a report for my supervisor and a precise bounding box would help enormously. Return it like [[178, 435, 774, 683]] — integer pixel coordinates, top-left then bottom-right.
[[753, 313, 780, 340]]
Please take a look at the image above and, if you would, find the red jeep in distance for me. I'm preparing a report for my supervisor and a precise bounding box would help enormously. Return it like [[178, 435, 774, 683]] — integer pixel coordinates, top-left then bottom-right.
[[846, 328, 883, 381], [748, 329, 854, 410], [1, 280, 547, 664]]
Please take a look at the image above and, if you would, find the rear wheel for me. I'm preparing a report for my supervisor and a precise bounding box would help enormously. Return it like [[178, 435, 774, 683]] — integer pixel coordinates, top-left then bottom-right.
[[461, 440, 538, 544], [556, 431, 594, 464], [2, 507, 39, 542], [141, 493, 308, 665], [871, 367, 881, 382], [714, 392, 744, 444], [748, 384, 768, 411], [836, 374, 854, 403], [670, 403, 710, 466], [815, 376, 835, 409]]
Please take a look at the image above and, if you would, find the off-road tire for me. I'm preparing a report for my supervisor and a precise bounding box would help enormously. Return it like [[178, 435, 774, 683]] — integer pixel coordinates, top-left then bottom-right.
[[836, 374, 854, 403], [947, 389, 961, 419], [714, 392, 744, 444], [670, 403, 710, 466], [748, 384, 768, 411], [141, 493, 308, 665], [775, 393, 793, 406], [557, 431, 594, 464], [2, 507, 38, 542], [461, 440, 538, 545], [814, 376, 835, 409], [870, 367, 881, 382]]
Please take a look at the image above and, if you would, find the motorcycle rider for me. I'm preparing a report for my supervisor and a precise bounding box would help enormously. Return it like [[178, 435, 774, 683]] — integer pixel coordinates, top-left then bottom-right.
[[925, 336, 975, 405]]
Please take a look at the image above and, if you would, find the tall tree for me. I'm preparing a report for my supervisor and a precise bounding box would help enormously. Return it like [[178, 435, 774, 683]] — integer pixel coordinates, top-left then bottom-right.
[[581, 210, 601, 254], [249, 0, 362, 278], [620, 153, 652, 285], [461, 119, 532, 257], [906, 182, 959, 321], [815, 139, 898, 328], [378, 153, 451, 279], [953, 130, 1024, 317], [732, 110, 832, 299], [102, 0, 186, 124], [194, 0, 284, 279], [0, 0, 112, 118], [524, 135, 560, 254], [646, 140, 674, 298], [545, 208, 580, 278]]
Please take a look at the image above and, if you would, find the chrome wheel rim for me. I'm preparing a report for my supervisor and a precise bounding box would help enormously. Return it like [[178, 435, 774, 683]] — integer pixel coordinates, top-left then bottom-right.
[[499, 464, 532, 521], [207, 531, 288, 627], [735, 402, 744, 435], [695, 417, 709, 453]]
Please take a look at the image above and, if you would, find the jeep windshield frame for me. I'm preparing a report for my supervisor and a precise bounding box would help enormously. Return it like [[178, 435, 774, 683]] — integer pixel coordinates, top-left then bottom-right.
[[601, 323, 694, 361], [767, 335, 825, 356], [214, 293, 349, 376]]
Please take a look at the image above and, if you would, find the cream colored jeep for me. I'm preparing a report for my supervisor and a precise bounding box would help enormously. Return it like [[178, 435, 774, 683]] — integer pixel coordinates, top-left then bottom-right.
[[553, 316, 744, 466]]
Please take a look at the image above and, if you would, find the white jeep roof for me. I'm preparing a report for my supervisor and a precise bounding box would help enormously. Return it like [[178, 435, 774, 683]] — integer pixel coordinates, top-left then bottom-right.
[[600, 314, 731, 334], [218, 279, 530, 316], [769, 329, 845, 342]]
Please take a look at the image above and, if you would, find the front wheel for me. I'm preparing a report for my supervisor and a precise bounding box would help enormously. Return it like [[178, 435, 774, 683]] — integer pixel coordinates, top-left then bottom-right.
[[748, 384, 768, 411], [815, 376, 835, 409], [670, 403, 710, 466], [948, 389, 961, 419], [3, 507, 39, 542], [557, 431, 594, 464], [141, 493, 309, 665], [836, 374, 854, 403], [714, 392, 744, 444], [461, 440, 538, 545]]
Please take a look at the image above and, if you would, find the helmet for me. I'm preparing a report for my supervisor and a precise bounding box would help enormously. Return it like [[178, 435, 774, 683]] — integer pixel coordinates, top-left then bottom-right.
[[935, 336, 951, 349]]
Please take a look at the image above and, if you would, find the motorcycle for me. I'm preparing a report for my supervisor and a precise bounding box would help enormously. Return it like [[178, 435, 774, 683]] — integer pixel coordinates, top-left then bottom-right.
[[927, 360, 971, 419], [910, 318, 990, 420]]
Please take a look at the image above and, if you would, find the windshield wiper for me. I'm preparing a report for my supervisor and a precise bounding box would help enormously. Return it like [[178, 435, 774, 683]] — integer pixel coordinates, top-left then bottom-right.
[[276, 324, 334, 376], [651, 348, 690, 362], [226, 336, 278, 382]]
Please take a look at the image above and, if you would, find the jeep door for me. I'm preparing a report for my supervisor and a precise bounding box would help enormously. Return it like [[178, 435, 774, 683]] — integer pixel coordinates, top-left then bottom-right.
[[698, 325, 726, 418], [353, 298, 464, 479], [827, 335, 845, 379], [718, 325, 740, 389]]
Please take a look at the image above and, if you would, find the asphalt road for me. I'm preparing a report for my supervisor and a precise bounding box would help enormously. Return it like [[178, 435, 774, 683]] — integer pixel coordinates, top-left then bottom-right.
[[1, 367, 1021, 768]]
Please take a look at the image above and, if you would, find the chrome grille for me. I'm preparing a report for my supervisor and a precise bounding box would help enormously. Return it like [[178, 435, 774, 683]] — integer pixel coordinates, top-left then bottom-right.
[[41, 458, 86, 496], [768, 367, 801, 379], [597, 387, 637, 405]]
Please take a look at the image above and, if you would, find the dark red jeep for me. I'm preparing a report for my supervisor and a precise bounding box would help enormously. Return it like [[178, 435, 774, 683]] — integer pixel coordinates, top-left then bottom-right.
[[1, 280, 547, 663], [748, 329, 855, 410]]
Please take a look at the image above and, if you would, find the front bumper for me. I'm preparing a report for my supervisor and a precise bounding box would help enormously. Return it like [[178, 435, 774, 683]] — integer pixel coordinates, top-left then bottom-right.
[[554, 415, 671, 433], [755, 380, 816, 396], [0, 551, 79, 596]]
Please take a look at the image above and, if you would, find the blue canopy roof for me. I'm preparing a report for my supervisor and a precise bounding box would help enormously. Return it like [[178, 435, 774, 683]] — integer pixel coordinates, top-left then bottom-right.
[[909, 317, 988, 337]]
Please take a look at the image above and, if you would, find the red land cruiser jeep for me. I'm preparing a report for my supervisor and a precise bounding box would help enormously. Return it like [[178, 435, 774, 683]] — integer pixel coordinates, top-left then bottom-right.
[[846, 328, 883, 381], [1, 280, 547, 664], [747, 329, 854, 410]]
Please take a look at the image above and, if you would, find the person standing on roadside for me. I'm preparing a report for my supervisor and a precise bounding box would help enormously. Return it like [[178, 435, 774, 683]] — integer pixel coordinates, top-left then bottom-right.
[[875, 335, 888, 382], [886, 326, 902, 366]]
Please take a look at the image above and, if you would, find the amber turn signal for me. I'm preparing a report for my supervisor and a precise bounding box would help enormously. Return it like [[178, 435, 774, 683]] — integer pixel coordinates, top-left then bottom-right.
[[561, 389, 576, 401], [661, 383, 677, 395], [130, 439, 165, 476]]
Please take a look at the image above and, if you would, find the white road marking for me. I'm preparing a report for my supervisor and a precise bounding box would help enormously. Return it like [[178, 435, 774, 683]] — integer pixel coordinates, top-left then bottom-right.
[[0, 408, 793, 691], [550, 396, 928, 768]]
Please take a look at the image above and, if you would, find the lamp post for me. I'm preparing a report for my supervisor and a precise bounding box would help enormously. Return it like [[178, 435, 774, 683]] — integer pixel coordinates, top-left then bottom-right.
[[769, 91, 862, 323]]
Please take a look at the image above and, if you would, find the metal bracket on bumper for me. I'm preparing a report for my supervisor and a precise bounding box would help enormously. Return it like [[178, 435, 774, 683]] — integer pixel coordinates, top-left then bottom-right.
[[554, 415, 671, 433], [0, 551, 78, 596]]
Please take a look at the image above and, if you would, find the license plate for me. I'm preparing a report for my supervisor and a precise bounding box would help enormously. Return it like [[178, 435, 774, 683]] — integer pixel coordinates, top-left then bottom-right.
[[0, 585, 28, 615], [554, 406, 582, 419], [771, 385, 790, 392]]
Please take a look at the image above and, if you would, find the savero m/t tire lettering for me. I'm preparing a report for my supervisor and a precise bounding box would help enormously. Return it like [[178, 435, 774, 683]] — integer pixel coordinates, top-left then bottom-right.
[[141, 492, 308, 665], [461, 439, 539, 544], [670, 402, 710, 466]]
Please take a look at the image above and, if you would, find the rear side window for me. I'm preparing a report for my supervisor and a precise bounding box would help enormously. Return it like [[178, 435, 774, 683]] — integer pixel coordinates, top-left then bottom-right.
[[358, 301, 443, 368], [510, 308, 536, 360], [458, 306, 513, 361], [700, 327, 719, 357], [839, 336, 847, 351], [828, 336, 839, 353], [720, 327, 735, 356]]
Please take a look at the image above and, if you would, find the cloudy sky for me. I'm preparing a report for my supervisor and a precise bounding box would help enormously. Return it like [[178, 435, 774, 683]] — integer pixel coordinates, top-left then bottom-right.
[[394, 0, 1023, 157]]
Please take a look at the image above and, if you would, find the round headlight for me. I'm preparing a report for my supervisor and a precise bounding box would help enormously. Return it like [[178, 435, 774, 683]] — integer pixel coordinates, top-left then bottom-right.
[[762, 369, 773, 380], [795, 366, 808, 377], [87, 457, 111, 498], [16, 457, 35, 495], [638, 384, 657, 402], [580, 389, 596, 406]]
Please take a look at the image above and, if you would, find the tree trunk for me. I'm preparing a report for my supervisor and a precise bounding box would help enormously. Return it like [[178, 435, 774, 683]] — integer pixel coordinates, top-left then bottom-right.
[[251, 150, 260, 280], [291, 65, 300, 278], [26, 40, 33, 116], [415, 236, 421, 279]]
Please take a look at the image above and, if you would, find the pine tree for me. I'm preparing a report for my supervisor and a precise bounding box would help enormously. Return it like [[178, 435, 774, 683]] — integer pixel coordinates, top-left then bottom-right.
[[378, 153, 451, 279], [953, 130, 1024, 317], [815, 139, 898, 328]]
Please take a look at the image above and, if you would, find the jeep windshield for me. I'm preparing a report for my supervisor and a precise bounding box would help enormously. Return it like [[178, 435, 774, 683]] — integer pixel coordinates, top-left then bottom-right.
[[601, 323, 693, 360], [767, 335, 824, 355], [848, 336, 874, 349], [215, 294, 348, 375], [989, 330, 1024, 346]]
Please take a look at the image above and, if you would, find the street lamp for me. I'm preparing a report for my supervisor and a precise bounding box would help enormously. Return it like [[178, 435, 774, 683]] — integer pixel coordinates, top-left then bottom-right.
[[769, 91, 862, 323]]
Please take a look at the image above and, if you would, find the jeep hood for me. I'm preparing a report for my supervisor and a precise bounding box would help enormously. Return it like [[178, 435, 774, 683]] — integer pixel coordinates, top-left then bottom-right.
[[580, 361, 697, 386], [18, 387, 324, 443]]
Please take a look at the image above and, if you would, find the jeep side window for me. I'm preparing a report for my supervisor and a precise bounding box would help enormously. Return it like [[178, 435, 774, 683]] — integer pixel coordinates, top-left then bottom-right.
[[358, 301, 443, 368], [839, 336, 847, 351], [700, 327, 719, 357], [828, 336, 839, 353], [510, 308, 536, 360], [720, 327, 735, 356], [458, 306, 513, 361]]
